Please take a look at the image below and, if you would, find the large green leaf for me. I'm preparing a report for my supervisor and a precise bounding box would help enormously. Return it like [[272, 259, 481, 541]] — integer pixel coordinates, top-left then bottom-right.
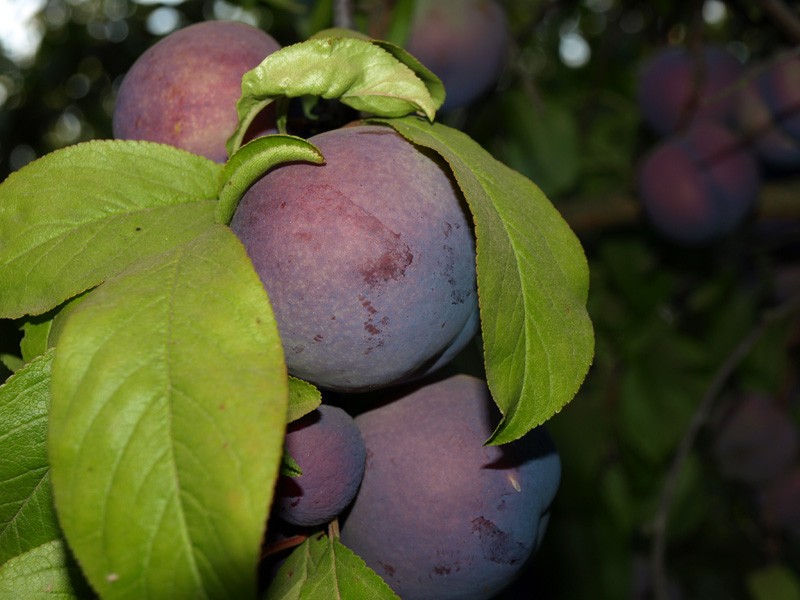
[[0, 539, 93, 599], [0, 350, 59, 565], [227, 33, 442, 154], [49, 225, 288, 600], [0, 140, 222, 318], [376, 117, 594, 443], [264, 533, 400, 600]]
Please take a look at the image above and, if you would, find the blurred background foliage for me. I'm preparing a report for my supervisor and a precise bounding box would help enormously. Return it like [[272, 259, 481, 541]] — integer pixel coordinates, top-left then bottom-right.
[[1, 1, 800, 599]]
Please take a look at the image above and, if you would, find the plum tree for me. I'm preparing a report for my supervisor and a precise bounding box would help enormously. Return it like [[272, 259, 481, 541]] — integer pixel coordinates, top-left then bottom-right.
[[112, 20, 281, 162], [274, 405, 366, 527], [636, 121, 760, 244], [711, 393, 799, 486], [339, 374, 561, 600], [636, 45, 743, 136], [230, 124, 478, 392], [735, 56, 800, 171], [405, 0, 508, 111]]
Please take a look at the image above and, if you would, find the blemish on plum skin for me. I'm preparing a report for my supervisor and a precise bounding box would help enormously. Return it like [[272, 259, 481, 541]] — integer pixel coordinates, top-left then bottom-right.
[[470, 516, 526, 565], [313, 334, 324, 342], [378, 561, 396, 577]]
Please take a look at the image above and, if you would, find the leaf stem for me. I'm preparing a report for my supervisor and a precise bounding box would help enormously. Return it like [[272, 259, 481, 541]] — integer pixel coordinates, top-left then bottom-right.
[[261, 534, 309, 558], [649, 293, 800, 600]]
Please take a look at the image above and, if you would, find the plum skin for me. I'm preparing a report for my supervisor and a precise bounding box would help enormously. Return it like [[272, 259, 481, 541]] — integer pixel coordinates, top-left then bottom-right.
[[405, 0, 508, 111], [275, 405, 366, 527], [735, 57, 800, 171], [339, 374, 561, 600], [637, 121, 759, 244], [712, 393, 799, 486], [637, 45, 743, 136], [112, 20, 281, 162], [230, 124, 478, 392]]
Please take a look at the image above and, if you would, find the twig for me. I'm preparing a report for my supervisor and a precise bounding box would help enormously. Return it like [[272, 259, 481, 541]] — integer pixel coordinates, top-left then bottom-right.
[[649, 294, 800, 600], [333, 0, 355, 30], [261, 534, 308, 558], [753, 0, 800, 45]]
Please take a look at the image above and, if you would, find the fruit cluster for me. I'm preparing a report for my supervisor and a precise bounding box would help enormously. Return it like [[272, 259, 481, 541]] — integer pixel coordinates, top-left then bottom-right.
[[711, 391, 800, 540], [109, 17, 560, 599], [635, 44, 800, 245]]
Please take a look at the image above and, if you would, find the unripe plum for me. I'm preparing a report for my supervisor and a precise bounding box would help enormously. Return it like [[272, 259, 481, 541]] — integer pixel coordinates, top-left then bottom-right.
[[637, 45, 743, 136], [711, 393, 799, 486], [339, 375, 561, 600], [637, 121, 759, 244], [275, 405, 366, 527], [405, 0, 509, 111], [112, 20, 281, 162], [735, 57, 800, 171], [230, 124, 478, 392]]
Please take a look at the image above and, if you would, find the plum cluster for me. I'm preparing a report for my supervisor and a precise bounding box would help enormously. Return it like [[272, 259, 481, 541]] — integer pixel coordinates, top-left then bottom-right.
[[635, 45, 800, 245], [710, 391, 800, 540], [112, 18, 560, 599]]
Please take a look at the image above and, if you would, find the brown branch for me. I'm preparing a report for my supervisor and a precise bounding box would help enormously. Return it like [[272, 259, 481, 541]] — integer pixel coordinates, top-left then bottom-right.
[[753, 0, 800, 45], [558, 176, 800, 235], [648, 294, 800, 600]]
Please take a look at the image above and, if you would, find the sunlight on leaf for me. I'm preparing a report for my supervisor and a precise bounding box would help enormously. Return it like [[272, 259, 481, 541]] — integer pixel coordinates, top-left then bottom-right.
[[49, 225, 287, 600], [374, 117, 594, 444]]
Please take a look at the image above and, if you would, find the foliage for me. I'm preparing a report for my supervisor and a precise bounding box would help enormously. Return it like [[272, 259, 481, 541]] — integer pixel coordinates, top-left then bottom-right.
[[1, 1, 800, 599]]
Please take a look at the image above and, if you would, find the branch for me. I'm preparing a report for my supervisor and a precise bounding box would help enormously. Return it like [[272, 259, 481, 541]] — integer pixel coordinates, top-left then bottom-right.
[[648, 294, 800, 600], [558, 176, 800, 234], [753, 0, 800, 45], [333, 0, 355, 30]]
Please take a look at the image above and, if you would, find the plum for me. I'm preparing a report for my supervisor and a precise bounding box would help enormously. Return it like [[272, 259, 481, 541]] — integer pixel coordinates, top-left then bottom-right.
[[637, 45, 743, 136], [339, 374, 561, 600], [637, 121, 759, 244], [735, 57, 800, 171], [758, 465, 800, 538], [711, 393, 799, 486], [230, 124, 478, 392], [112, 20, 281, 162], [275, 405, 366, 527], [405, 0, 509, 111]]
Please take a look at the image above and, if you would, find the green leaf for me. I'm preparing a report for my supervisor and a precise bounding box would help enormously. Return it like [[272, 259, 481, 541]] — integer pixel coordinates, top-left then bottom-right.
[[747, 564, 800, 600], [0, 140, 222, 318], [0, 354, 23, 374], [0, 350, 59, 565], [281, 453, 303, 478], [264, 533, 400, 599], [0, 539, 94, 599], [217, 135, 325, 225], [20, 318, 52, 364], [375, 117, 594, 444], [49, 225, 288, 600], [287, 377, 322, 424], [380, 0, 417, 47], [493, 91, 580, 197], [228, 35, 442, 154]]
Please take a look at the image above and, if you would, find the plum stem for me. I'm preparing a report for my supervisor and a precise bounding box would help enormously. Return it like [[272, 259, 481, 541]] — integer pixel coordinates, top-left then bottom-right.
[[649, 292, 800, 600], [261, 534, 309, 558], [328, 518, 341, 540]]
